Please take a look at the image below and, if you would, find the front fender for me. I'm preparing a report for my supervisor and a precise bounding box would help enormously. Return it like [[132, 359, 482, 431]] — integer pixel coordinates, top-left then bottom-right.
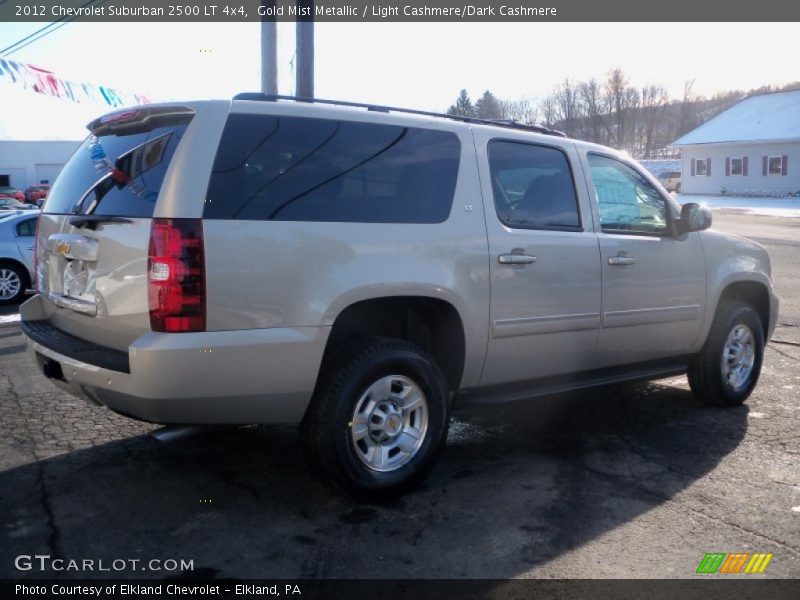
[[692, 230, 778, 351]]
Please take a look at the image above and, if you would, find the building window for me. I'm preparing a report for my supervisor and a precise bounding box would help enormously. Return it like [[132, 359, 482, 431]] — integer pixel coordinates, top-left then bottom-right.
[[730, 157, 743, 176], [768, 156, 783, 175], [695, 159, 707, 176]]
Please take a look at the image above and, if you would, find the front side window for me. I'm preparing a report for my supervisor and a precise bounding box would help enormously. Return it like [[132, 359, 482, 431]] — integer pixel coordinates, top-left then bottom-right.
[[204, 115, 461, 223], [487, 141, 580, 230], [768, 156, 783, 175], [730, 157, 743, 176], [588, 154, 668, 235]]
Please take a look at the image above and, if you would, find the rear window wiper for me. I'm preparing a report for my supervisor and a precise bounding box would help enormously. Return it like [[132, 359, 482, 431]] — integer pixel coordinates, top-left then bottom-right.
[[68, 215, 133, 230]]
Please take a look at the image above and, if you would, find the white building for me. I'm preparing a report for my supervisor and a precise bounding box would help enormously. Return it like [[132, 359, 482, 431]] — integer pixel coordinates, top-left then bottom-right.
[[0, 140, 81, 190], [671, 89, 800, 196]]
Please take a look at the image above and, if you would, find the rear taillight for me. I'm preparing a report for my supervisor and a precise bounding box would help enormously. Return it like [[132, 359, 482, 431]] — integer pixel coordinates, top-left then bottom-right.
[[148, 218, 205, 333]]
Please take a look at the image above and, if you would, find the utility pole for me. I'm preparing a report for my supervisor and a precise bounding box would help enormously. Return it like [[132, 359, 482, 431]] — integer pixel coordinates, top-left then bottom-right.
[[296, 0, 314, 98], [260, 1, 278, 94]]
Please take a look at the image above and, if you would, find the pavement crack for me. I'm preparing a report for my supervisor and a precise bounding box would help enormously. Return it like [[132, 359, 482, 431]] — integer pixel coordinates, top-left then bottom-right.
[[576, 459, 800, 555], [35, 459, 63, 559], [768, 344, 799, 360], [771, 339, 800, 347], [2, 373, 64, 560]]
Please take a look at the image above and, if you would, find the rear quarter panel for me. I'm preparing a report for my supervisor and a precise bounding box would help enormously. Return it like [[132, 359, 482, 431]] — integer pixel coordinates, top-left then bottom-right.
[[202, 109, 490, 389]]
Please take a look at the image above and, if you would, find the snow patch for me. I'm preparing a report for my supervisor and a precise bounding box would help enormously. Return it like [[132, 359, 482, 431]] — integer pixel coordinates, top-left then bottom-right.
[[676, 194, 800, 218], [0, 314, 21, 326]]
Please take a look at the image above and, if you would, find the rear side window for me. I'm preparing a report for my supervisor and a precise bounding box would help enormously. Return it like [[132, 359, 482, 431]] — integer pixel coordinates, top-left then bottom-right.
[[16, 217, 38, 236], [204, 114, 461, 223], [488, 141, 580, 230], [44, 124, 188, 217]]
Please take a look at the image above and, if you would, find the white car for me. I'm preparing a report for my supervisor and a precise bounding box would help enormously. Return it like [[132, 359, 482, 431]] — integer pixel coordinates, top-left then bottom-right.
[[0, 211, 39, 304]]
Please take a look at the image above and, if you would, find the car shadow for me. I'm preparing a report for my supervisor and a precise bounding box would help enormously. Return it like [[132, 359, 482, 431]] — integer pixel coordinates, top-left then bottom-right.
[[0, 378, 747, 579]]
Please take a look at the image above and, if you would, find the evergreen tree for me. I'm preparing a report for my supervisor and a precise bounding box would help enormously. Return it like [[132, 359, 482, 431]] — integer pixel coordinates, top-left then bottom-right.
[[447, 89, 476, 117], [475, 90, 503, 120]]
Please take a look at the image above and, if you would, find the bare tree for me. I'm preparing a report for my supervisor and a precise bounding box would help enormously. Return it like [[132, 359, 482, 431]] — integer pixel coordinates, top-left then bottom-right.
[[553, 79, 582, 137], [640, 84, 669, 158], [539, 95, 558, 130], [677, 79, 697, 138], [500, 97, 538, 124], [580, 78, 606, 144], [604, 68, 640, 150]]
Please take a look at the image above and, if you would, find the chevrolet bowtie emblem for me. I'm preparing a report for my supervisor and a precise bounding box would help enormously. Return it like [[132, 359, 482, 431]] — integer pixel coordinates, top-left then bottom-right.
[[55, 242, 72, 256]]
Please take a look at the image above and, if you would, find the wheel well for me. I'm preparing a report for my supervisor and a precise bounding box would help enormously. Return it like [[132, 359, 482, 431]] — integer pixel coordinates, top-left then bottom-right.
[[323, 297, 466, 391], [0, 258, 31, 288], [718, 281, 770, 337]]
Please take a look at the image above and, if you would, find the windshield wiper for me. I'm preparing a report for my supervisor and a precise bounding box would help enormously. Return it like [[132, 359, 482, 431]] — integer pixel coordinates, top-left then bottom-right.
[[69, 215, 133, 230]]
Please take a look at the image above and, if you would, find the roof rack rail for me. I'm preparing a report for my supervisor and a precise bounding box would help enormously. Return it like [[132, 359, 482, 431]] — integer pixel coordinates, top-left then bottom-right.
[[233, 93, 566, 137]]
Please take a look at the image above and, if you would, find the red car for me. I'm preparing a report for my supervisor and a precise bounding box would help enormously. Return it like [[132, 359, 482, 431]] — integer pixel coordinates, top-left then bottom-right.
[[24, 184, 50, 205], [0, 186, 25, 202]]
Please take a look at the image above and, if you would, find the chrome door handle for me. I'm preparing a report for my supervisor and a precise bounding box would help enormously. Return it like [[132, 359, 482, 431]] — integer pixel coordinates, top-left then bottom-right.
[[608, 256, 637, 266], [499, 253, 537, 265]]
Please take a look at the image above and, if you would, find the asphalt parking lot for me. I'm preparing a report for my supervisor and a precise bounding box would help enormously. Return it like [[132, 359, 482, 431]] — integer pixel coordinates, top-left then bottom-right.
[[1, 211, 798, 580]]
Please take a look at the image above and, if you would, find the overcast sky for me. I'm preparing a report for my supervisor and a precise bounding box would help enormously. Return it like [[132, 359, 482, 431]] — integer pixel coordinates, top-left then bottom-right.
[[1, 21, 798, 139]]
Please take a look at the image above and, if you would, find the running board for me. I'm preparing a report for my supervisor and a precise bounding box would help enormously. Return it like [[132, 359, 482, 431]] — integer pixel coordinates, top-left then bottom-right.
[[456, 360, 689, 407]]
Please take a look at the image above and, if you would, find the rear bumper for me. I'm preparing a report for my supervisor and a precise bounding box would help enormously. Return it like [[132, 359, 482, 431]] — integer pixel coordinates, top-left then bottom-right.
[[20, 295, 329, 425]]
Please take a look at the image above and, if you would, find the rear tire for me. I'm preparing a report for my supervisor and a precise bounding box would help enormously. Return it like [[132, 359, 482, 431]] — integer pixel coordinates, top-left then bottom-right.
[[301, 338, 449, 499], [688, 301, 764, 407], [0, 263, 28, 305]]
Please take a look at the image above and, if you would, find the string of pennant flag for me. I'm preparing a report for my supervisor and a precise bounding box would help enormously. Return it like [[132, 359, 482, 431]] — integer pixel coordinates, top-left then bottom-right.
[[0, 58, 152, 108]]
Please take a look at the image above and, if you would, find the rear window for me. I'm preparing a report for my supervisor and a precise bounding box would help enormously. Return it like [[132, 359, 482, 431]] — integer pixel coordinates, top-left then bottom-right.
[[204, 114, 461, 223], [43, 124, 188, 217]]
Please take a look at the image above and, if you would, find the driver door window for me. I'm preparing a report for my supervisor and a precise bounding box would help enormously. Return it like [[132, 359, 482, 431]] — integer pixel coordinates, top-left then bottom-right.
[[588, 154, 668, 235]]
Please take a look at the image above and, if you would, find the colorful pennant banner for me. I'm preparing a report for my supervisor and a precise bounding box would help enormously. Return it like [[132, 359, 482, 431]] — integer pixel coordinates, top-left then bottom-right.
[[0, 59, 152, 107]]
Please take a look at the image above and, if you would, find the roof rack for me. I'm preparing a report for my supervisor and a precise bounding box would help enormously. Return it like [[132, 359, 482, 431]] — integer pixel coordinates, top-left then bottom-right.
[[233, 93, 566, 138]]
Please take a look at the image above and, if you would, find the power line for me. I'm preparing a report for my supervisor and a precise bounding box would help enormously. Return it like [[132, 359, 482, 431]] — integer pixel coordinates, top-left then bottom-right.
[[0, 0, 102, 57], [1, 21, 71, 57]]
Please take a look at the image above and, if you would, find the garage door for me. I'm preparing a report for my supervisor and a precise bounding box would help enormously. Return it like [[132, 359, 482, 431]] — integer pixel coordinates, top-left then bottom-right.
[[35, 163, 65, 186]]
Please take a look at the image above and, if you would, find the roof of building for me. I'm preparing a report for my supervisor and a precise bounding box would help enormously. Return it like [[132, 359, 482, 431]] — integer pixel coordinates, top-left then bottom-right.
[[671, 89, 800, 146]]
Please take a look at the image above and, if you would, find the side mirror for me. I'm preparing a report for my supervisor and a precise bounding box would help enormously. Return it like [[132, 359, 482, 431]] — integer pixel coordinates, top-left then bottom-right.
[[679, 202, 712, 233]]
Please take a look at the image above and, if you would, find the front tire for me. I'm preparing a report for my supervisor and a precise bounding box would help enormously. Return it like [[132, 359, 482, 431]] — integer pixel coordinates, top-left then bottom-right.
[[688, 301, 764, 407], [301, 338, 450, 498]]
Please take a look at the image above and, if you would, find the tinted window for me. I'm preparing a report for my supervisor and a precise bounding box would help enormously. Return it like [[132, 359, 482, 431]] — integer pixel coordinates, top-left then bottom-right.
[[16, 217, 38, 236], [487, 141, 580, 230], [44, 124, 188, 217], [204, 114, 461, 223], [588, 154, 668, 235]]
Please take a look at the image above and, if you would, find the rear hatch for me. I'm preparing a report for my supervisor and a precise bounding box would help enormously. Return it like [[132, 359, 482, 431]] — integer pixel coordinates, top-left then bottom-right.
[[35, 106, 195, 351]]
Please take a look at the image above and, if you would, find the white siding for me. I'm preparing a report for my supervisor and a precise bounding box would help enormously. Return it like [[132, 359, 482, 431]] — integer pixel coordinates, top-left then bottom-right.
[[0, 140, 81, 190], [678, 141, 800, 196]]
